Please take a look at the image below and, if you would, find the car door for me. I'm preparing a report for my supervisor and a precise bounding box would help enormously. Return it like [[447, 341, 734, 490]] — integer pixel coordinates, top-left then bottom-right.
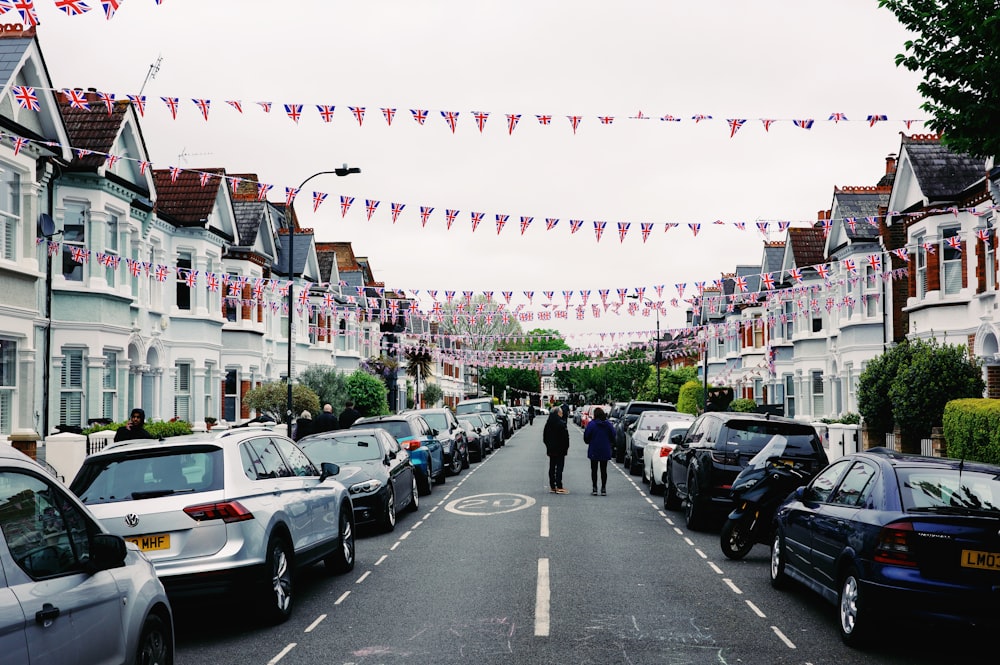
[[415, 416, 444, 473], [241, 437, 315, 551], [670, 419, 703, 496], [808, 460, 879, 588], [1, 469, 125, 665], [273, 437, 341, 551], [781, 459, 853, 581], [381, 431, 411, 508]]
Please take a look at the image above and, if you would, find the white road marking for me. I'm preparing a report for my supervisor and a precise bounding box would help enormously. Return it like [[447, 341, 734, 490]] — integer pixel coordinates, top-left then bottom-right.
[[723, 578, 742, 594], [694, 548, 707, 559], [390, 542, 400, 551], [665, 518, 674, 526], [645, 497, 654, 505], [429, 506, 438, 513], [374, 554, 388, 566], [355, 571, 371, 584], [399, 531, 412, 540], [746, 600, 766, 618], [684, 537, 695, 546], [535, 558, 551, 637], [266, 643, 296, 665], [413, 520, 424, 528], [304, 614, 326, 633], [334, 591, 350, 605], [707, 561, 723, 574], [771, 626, 796, 649], [673, 527, 684, 535], [656, 510, 667, 518], [540, 506, 550, 537]]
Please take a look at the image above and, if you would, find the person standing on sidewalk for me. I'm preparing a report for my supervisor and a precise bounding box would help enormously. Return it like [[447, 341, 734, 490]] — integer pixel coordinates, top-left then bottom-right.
[[583, 406, 614, 495], [543, 406, 570, 493]]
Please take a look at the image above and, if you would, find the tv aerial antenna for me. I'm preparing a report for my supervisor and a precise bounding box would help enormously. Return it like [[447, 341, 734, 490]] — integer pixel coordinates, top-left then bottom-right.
[[178, 147, 213, 164], [138, 55, 162, 97]]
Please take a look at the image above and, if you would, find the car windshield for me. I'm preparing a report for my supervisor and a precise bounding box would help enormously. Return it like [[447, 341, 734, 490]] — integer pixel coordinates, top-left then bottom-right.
[[725, 421, 819, 455], [637, 413, 676, 431], [898, 467, 1000, 514], [480, 414, 498, 426], [71, 446, 223, 504], [357, 420, 410, 440], [421, 413, 449, 430], [300, 435, 382, 463], [459, 416, 482, 428]]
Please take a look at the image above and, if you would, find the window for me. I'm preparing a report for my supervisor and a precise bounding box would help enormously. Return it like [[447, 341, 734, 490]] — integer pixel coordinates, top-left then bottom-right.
[[811, 370, 824, 417], [811, 315, 823, 333], [808, 459, 852, 503], [102, 350, 117, 421], [0, 167, 19, 261], [782, 300, 794, 339], [753, 378, 763, 405], [914, 235, 927, 298], [864, 265, 880, 318], [942, 227, 962, 295], [0, 339, 15, 435], [241, 438, 292, 480], [105, 212, 119, 287], [225, 272, 239, 322], [830, 461, 877, 507], [60, 349, 84, 427], [273, 438, 318, 477], [62, 203, 88, 281], [224, 369, 238, 422], [986, 229, 997, 292], [176, 252, 192, 310], [174, 363, 191, 422], [752, 316, 764, 348]]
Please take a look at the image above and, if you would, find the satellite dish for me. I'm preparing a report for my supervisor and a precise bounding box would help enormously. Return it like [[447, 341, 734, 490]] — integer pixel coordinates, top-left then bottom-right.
[[38, 213, 55, 237]]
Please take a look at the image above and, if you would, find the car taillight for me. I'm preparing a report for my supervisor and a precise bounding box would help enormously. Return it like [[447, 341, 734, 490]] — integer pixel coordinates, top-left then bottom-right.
[[874, 521, 918, 567], [401, 438, 421, 451], [184, 501, 254, 523], [659, 446, 674, 457], [710, 451, 728, 464]]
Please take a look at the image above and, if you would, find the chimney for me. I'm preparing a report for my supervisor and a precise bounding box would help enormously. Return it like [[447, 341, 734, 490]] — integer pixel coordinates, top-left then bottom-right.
[[885, 153, 897, 175]]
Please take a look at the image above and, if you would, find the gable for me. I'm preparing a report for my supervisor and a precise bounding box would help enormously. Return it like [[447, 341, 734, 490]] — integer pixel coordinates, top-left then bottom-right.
[[0, 31, 71, 159]]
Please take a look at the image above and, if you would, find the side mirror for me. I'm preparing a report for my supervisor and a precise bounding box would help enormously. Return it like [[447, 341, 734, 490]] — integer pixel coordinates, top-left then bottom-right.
[[319, 461, 341, 481], [671, 433, 686, 446], [430, 428, 440, 436], [86, 533, 127, 572]]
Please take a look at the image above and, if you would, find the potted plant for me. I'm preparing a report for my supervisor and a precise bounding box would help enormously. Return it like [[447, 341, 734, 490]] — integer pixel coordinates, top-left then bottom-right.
[[205, 416, 218, 431]]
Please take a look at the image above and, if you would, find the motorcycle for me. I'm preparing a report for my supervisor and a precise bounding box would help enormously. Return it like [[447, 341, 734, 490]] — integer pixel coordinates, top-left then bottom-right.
[[719, 436, 817, 560]]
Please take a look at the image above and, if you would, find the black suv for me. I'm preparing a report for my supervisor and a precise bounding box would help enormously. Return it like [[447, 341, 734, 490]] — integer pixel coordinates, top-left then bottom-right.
[[613, 401, 677, 463], [406, 407, 469, 475], [664, 412, 827, 530]]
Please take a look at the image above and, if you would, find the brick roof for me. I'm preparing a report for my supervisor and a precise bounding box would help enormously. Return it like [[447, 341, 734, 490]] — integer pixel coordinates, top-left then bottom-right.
[[788, 226, 827, 268], [152, 167, 225, 227], [56, 91, 130, 171]]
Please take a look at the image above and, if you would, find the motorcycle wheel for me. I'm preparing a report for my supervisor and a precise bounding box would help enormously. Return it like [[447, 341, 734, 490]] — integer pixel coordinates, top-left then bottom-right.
[[720, 515, 755, 560]]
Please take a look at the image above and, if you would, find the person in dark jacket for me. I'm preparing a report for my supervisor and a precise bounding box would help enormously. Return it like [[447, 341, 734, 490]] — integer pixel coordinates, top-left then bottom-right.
[[314, 403, 338, 433], [543, 406, 570, 493], [114, 408, 152, 442], [294, 410, 313, 441], [583, 406, 615, 495], [339, 400, 361, 429]]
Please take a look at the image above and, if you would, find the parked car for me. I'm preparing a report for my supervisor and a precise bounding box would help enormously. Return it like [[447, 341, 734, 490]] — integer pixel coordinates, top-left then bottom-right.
[[493, 405, 514, 439], [478, 412, 505, 448], [664, 412, 827, 530], [455, 397, 496, 418], [624, 410, 686, 476], [581, 404, 611, 429], [457, 415, 489, 462], [1, 445, 175, 665], [69, 428, 355, 624], [352, 413, 445, 494], [771, 448, 1000, 646], [641, 413, 696, 495], [405, 407, 469, 475], [614, 401, 677, 462], [298, 428, 418, 532]]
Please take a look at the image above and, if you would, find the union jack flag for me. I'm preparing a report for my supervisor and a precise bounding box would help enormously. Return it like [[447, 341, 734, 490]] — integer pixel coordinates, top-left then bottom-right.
[[184, 270, 199, 288], [56, 0, 90, 16], [675, 283, 686, 298], [506, 113, 521, 134], [779, 221, 791, 232], [545, 218, 559, 231], [297, 284, 311, 306], [756, 221, 769, 235], [761, 272, 775, 290], [923, 242, 937, 254], [793, 119, 814, 130], [128, 95, 146, 116], [570, 219, 584, 234], [502, 291, 513, 303], [199, 172, 212, 187], [96, 91, 115, 115], [285, 187, 298, 205], [733, 221, 746, 231], [496, 214, 508, 234], [323, 292, 335, 310], [593, 221, 607, 242], [470, 211, 484, 232], [252, 280, 265, 301], [365, 199, 379, 220], [69, 246, 89, 264], [976, 228, 992, 245], [543, 291, 554, 301], [727, 118, 746, 137], [63, 89, 90, 110], [846, 217, 858, 232], [520, 216, 533, 235], [445, 291, 456, 303], [891, 247, 909, 262], [616, 288, 629, 303], [100, 0, 122, 18], [617, 222, 630, 242], [154, 265, 170, 281], [567, 115, 583, 134], [695, 281, 705, 294], [168, 166, 181, 183], [660, 115, 681, 122], [12, 137, 29, 156], [867, 114, 887, 127], [12, 86, 39, 111], [226, 100, 243, 113], [206, 273, 220, 292], [348, 106, 365, 126], [524, 291, 535, 303], [13, 0, 39, 25], [691, 114, 712, 123], [640, 222, 653, 242], [161, 96, 180, 119], [441, 110, 460, 133], [688, 223, 701, 237], [419, 206, 433, 227], [125, 258, 142, 277], [256, 101, 272, 113], [312, 192, 327, 212], [946, 235, 963, 252], [760, 118, 776, 131], [815, 263, 830, 279], [821, 218, 833, 236], [787, 267, 803, 283], [340, 196, 354, 217], [445, 209, 459, 229], [536, 114, 552, 125], [599, 289, 610, 303], [734, 276, 748, 292], [842, 258, 857, 274], [665, 223, 678, 232], [284, 104, 302, 123], [828, 112, 848, 123], [192, 99, 211, 121], [867, 253, 883, 271], [598, 116, 614, 125], [410, 109, 428, 124], [256, 182, 272, 201], [390, 202, 405, 223], [473, 111, 489, 132], [866, 216, 879, 227]]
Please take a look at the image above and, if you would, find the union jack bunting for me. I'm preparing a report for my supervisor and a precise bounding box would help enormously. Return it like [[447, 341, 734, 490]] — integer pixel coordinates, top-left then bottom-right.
[[523, 291, 534, 303], [340, 196, 354, 217], [63, 88, 90, 110], [313, 104, 334, 122], [12, 137, 29, 156], [410, 109, 428, 124], [496, 214, 508, 234], [256, 182, 272, 201], [570, 219, 584, 234], [867, 114, 888, 127], [184, 270, 199, 288], [761, 272, 775, 290], [470, 211, 484, 232], [419, 206, 433, 227], [312, 192, 327, 212], [689, 223, 701, 237], [191, 99, 211, 121], [256, 102, 272, 113], [199, 172, 212, 187], [12, 86, 39, 111], [93, 91, 115, 115], [661, 115, 681, 122], [842, 258, 858, 274], [866, 254, 882, 271], [976, 228, 992, 245], [828, 112, 848, 123], [617, 222, 630, 242], [161, 96, 180, 119], [815, 263, 830, 279], [125, 258, 142, 277], [567, 115, 582, 133], [545, 218, 559, 231], [284, 104, 303, 123], [168, 166, 181, 183], [946, 235, 962, 251], [691, 114, 712, 123], [381, 107, 396, 125], [502, 291, 513, 303], [56, 0, 90, 16], [390, 202, 405, 223], [226, 100, 243, 113], [101, 0, 123, 18], [506, 113, 521, 134], [284, 187, 298, 205], [473, 111, 489, 132], [348, 106, 366, 126], [598, 116, 614, 125], [536, 115, 552, 125], [365, 199, 379, 220], [441, 110, 460, 133], [787, 267, 803, 283], [206, 273, 220, 292], [13, 0, 40, 25], [891, 247, 909, 262], [593, 221, 606, 242], [734, 275, 748, 292], [445, 209, 459, 229], [640, 222, 653, 242], [756, 221, 769, 235], [127, 95, 146, 116], [793, 119, 814, 129], [761, 119, 776, 131], [520, 216, 533, 235], [727, 119, 746, 137]]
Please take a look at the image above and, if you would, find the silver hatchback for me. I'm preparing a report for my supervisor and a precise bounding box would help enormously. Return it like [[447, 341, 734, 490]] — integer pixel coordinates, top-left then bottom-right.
[[69, 427, 355, 624]]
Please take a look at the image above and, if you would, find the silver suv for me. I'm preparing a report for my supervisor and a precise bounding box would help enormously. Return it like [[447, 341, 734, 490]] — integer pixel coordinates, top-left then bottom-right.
[[70, 427, 355, 624], [0, 445, 174, 664]]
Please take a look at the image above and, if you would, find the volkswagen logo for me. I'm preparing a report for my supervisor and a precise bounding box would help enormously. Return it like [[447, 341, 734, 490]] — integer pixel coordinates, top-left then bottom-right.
[[124, 513, 140, 528]]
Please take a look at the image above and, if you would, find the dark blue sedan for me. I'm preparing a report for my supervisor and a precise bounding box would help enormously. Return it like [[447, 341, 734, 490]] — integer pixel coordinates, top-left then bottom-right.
[[352, 414, 445, 496], [770, 447, 1000, 646]]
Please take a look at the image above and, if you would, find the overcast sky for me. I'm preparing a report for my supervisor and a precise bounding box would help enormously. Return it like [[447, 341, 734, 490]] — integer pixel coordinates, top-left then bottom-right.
[[30, 0, 926, 345]]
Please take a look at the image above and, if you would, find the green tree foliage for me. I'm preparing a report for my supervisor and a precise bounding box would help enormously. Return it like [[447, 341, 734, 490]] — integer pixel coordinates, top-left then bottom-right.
[[879, 0, 1000, 156], [298, 365, 350, 413], [729, 398, 758, 413], [676, 380, 705, 415], [346, 369, 390, 416], [480, 329, 570, 399], [404, 343, 433, 381], [243, 382, 321, 424], [858, 338, 984, 439], [637, 365, 698, 404], [421, 383, 443, 407]]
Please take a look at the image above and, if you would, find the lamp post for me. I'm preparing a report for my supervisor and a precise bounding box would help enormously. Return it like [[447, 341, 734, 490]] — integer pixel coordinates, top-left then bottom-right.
[[629, 295, 661, 402], [286, 165, 360, 436]]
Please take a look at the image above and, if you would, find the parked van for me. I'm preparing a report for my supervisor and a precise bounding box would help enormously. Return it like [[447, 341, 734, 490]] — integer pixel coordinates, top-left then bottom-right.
[[455, 397, 496, 417]]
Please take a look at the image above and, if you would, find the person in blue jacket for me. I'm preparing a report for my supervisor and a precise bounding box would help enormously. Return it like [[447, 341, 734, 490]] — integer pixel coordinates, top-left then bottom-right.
[[583, 407, 614, 496]]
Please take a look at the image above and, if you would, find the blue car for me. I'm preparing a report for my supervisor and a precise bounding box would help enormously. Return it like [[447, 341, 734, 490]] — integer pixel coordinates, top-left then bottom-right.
[[352, 414, 444, 495], [771, 447, 1000, 646]]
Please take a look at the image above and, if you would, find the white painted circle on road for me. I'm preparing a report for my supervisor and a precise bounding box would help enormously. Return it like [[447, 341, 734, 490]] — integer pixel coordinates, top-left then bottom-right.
[[445, 493, 537, 515]]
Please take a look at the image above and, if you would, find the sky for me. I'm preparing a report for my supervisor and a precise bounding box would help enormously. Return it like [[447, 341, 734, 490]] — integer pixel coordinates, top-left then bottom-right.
[[27, 0, 927, 346]]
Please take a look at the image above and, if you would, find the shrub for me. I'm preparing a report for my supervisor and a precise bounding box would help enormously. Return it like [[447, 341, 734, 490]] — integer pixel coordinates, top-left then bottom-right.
[[942, 398, 1000, 465], [346, 369, 390, 416], [83, 420, 192, 439], [676, 380, 705, 415], [729, 398, 758, 413]]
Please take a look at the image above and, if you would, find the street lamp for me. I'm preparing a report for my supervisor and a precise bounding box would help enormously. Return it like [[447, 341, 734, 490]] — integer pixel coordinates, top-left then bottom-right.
[[286, 165, 360, 436], [629, 295, 661, 402]]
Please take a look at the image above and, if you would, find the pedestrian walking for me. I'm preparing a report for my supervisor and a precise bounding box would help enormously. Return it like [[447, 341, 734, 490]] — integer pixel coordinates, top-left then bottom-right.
[[114, 408, 152, 442], [528, 406, 534, 426], [294, 410, 313, 441], [314, 403, 338, 433], [583, 406, 614, 495], [543, 406, 570, 494], [339, 400, 361, 429]]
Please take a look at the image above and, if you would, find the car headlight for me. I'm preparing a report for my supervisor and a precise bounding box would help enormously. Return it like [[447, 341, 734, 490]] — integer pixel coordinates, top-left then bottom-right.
[[349, 479, 383, 495]]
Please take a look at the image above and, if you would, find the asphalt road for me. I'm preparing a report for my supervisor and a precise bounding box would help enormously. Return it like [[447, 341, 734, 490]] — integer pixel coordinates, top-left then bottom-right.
[[172, 420, 990, 665]]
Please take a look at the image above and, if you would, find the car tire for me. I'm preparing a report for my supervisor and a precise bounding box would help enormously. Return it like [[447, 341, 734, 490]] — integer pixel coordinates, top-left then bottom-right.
[[720, 515, 754, 560], [136, 612, 172, 665], [261, 534, 294, 624], [382, 486, 397, 532], [648, 470, 663, 496], [664, 466, 682, 511], [461, 446, 470, 469], [449, 449, 463, 475], [684, 474, 706, 531], [418, 468, 433, 496], [326, 503, 356, 575], [839, 567, 871, 647], [770, 532, 790, 590], [615, 444, 625, 464], [629, 453, 642, 476], [408, 474, 420, 512]]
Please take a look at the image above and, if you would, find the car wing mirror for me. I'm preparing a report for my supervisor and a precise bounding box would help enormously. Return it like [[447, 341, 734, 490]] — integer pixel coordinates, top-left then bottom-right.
[[319, 461, 341, 482], [671, 433, 686, 445]]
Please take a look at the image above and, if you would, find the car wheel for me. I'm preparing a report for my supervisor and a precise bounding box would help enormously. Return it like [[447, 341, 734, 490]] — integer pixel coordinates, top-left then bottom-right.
[[408, 474, 420, 512], [648, 471, 663, 496], [629, 453, 642, 476], [839, 567, 870, 647], [684, 474, 706, 531], [720, 515, 755, 560], [325, 504, 356, 575], [461, 446, 470, 469], [614, 444, 624, 464], [418, 468, 433, 496], [261, 534, 293, 624], [664, 469, 682, 511], [449, 449, 463, 475], [382, 486, 397, 532], [770, 532, 790, 590], [136, 612, 171, 665]]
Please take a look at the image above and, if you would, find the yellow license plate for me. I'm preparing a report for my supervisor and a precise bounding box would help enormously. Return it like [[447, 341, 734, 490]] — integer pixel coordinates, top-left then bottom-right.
[[960, 549, 1000, 571], [125, 534, 171, 552]]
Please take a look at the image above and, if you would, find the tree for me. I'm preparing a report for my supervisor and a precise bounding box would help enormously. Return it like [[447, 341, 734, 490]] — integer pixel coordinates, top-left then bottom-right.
[[879, 0, 1000, 156], [298, 365, 350, 413], [857, 339, 915, 434], [243, 382, 320, 424], [676, 380, 705, 415], [345, 369, 390, 417], [421, 383, 443, 407], [637, 365, 697, 404]]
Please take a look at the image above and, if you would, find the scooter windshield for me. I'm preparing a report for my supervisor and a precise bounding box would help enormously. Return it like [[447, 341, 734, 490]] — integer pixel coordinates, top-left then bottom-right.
[[743, 435, 792, 472]]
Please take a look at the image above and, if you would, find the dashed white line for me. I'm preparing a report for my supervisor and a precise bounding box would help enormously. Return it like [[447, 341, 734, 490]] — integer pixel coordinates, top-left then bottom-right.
[[673, 527, 684, 535], [304, 614, 326, 633], [334, 591, 350, 605], [429, 506, 439, 513], [355, 571, 371, 584], [707, 561, 724, 574], [390, 542, 400, 551], [535, 558, 551, 637], [694, 548, 707, 559], [374, 554, 387, 566], [771, 625, 796, 649], [399, 531, 412, 540], [412, 520, 424, 528], [746, 600, 766, 618], [540, 506, 550, 537], [267, 643, 296, 665], [722, 578, 742, 594]]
